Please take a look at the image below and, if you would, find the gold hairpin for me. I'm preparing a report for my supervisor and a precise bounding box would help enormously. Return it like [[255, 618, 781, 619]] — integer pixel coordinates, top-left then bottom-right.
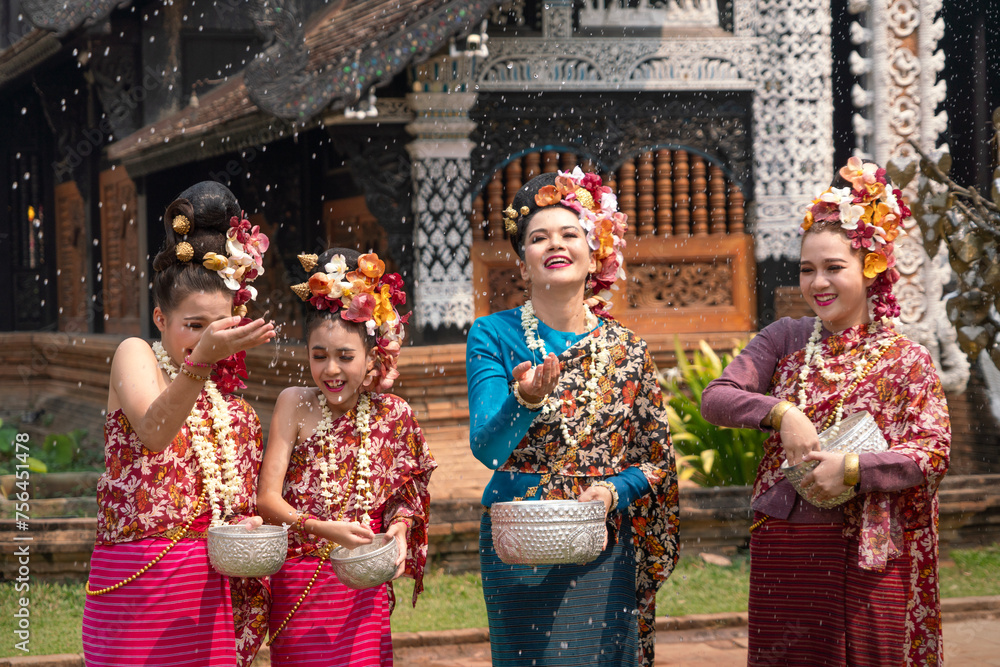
[[175, 241, 194, 263], [290, 283, 312, 301], [298, 253, 319, 272], [172, 214, 191, 235]]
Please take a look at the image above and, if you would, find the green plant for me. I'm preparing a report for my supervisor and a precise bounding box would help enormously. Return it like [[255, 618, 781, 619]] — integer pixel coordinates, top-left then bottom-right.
[[0, 423, 102, 476], [660, 339, 767, 487], [0, 419, 46, 475]]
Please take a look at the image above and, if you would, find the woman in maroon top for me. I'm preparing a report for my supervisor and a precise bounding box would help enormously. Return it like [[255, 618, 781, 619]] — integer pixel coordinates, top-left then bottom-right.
[[701, 158, 950, 666]]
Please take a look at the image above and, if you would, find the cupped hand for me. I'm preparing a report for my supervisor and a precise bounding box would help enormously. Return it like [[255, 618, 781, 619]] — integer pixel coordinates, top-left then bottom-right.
[[577, 487, 612, 550], [799, 451, 852, 503], [190, 316, 276, 365], [512, 352, 560, 404], [385, 521, 409, 580], [309, 519, 375, 550], [779, 407, 821, 466]]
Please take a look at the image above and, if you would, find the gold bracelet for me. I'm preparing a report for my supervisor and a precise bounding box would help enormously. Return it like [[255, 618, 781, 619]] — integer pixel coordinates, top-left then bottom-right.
[[843, 453, 860, 487], [512, 382, 547, 411], [589, 480, 619, 513], [768, 400, 795, 431], [179, 365, 210, 382]]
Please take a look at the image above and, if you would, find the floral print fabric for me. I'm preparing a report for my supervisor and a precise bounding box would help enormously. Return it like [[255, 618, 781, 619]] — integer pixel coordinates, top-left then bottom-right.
[[499, 318, 680, 667], [758, 322, 950, 665], [95, 393, 269, 667], [280, 392, 437, 606]]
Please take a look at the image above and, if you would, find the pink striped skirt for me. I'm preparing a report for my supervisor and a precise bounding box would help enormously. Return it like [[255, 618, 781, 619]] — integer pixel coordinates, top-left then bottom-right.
[[268, 554, 392, 666], [82, 538, 239, 666], [748, 517, 910, 667]]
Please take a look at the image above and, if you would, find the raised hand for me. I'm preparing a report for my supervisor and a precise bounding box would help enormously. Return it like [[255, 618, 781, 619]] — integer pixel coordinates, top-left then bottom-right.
[[512, 352, 560, 404], [189, 316, 276, 365]]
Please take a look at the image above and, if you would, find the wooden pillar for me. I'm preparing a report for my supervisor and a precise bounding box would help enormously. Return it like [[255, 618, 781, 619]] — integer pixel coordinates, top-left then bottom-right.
[[470, 193, 486, 239], [505, 158, 523, 204], [542, 150, 559, 173], [728, 182, 745, 234], [709, 164, 728, 234], [523, 152, 541, 181], [655, 149, 673, 236], [618, 158, 637, 234], [636, 151, 655, 237], [559, 152, 577, 172], [691, 155, 709, 236], [486, 171, 504, 239], [673, 150, 690, 235]]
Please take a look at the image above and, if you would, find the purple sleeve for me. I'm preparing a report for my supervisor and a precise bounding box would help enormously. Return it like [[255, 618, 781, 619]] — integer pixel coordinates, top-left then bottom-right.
[[701, 318, 814, 430], [857, 451, 925, 494]]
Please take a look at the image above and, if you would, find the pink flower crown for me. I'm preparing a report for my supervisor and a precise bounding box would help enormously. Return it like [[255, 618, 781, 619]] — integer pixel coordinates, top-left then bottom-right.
[[291, 251, 409, 392], [801, 157, 910, 280], [506, 167, 628, 300]]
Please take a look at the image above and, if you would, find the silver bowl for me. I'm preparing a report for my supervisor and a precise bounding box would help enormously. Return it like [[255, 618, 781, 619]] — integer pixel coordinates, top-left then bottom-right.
[[781, 411, 888, 508], [490, 500, 606, 566], [206, 524, 288, 577], [328, 533, 398, 590]]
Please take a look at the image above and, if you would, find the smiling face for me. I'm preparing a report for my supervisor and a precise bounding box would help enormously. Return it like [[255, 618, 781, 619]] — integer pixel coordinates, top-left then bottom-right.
[[154, 289, 233, 367], [799, 229, 875, 333], [519, 206, 597, 294], [308, 318, 374, 417]]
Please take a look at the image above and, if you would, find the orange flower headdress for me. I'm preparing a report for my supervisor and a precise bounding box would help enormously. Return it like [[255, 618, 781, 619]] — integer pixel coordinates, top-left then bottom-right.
[[291, 251, 408, 392], [801, 157, 910, 318]]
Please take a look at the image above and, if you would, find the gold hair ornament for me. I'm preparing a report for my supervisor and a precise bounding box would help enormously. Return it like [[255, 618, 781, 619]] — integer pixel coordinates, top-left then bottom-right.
[[298, 253, 319, 272], [175, 242, 194, 263], [172, 214, 192, 235]]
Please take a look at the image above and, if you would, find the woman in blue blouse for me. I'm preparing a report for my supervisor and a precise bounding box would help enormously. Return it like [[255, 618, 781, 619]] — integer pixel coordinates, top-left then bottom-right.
[[466, 168, 679, 667]]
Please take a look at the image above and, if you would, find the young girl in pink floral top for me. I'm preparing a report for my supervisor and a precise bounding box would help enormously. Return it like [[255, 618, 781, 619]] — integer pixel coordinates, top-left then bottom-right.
[[82, 181, 276, 666], [702, 158, 950, 666], [258, 247, 436, 666]]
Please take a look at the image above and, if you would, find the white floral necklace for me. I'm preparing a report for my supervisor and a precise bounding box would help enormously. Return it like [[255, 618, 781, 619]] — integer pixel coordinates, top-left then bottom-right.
[[152, 342, 240, 527], [521, 300, 610, 451], [314, 391, 374, 527], [797, 317, 897, 436]]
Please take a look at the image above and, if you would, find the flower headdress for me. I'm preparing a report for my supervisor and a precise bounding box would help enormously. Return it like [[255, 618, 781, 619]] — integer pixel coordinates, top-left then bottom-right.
[[801, 156, 909, 319], [168, 210, 270, 393], [291, 251, 408, 392], [503, 167, 628, 303], [172, 211, 269, 319]]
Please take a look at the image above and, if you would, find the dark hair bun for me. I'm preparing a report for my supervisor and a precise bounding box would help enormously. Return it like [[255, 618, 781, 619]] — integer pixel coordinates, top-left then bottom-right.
[[152, 181, 241, 272], [311, 247, 361, 276]]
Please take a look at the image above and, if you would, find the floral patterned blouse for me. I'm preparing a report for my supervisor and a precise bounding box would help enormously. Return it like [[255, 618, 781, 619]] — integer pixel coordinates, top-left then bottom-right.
[[281, 392, 437, 605], [96, 393, 262, 544]]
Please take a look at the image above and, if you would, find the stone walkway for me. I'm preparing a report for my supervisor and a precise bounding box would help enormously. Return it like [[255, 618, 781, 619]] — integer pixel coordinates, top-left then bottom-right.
[[387, 616, 1000, 666]]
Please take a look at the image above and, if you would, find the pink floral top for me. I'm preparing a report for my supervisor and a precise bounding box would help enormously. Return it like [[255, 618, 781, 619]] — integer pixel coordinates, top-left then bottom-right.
[[96, 393, 263, 544], [281, 392, 437, 604]]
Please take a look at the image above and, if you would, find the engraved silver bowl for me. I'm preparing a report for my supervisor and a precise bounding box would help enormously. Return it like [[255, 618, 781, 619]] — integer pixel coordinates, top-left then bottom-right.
[[490, 500, 606, 566], [329, 533, 398, 590], [206, 524, 288, 578], [781, 410, 888, 509]]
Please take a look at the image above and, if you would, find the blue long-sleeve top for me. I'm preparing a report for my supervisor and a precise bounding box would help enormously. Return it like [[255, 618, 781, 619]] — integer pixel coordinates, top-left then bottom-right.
[[466, 307, 651, 508]]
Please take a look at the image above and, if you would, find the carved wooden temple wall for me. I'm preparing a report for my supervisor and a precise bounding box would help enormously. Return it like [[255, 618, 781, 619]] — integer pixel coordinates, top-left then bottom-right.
[[469, 148, 756, 335]]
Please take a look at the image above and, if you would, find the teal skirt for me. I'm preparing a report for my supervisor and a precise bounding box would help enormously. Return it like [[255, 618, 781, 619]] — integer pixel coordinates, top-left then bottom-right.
[[479, 512, 640, 666]]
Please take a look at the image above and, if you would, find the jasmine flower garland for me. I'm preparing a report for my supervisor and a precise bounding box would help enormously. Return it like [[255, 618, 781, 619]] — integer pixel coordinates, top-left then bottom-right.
[[152, 342, 240, 526], [315, 391, 374, 527]]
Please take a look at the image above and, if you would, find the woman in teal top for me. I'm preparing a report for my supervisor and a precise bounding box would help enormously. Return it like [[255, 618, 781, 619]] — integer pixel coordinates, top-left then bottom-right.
[[466, 168, 679, 667]]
